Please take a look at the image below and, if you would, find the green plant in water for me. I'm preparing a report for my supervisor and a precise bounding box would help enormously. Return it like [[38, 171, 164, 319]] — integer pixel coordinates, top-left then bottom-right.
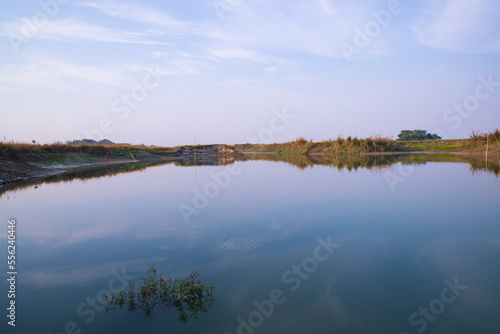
[[106, 265, 215, 323]]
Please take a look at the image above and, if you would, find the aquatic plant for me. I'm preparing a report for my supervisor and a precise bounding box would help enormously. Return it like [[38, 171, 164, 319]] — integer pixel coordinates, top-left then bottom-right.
[[106, 265, 215, 323]]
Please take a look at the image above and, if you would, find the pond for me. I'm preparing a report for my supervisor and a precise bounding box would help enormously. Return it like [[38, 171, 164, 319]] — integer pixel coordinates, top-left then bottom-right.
[[1, 155, 499, 334]]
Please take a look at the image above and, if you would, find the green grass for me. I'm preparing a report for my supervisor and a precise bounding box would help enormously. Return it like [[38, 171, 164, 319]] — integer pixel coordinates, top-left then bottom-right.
[[106, 265, 215, 323], [410, 144, 457, 150], [435, 145, 457, 150]]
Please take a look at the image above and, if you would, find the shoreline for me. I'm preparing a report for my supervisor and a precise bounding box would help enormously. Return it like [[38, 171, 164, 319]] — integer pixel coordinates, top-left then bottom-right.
[[1, 141, 499, 190]]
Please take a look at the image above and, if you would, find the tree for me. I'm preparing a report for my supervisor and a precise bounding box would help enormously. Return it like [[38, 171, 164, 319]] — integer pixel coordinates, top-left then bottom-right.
[[397, 129, 441, 141]]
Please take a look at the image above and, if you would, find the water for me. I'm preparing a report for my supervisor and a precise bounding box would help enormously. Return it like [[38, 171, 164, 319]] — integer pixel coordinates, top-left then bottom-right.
[[1, 156, 499, 334]]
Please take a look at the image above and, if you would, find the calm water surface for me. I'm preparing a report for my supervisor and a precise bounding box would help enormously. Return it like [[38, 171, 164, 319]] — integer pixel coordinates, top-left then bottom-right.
[[1, 157, 499, 333]]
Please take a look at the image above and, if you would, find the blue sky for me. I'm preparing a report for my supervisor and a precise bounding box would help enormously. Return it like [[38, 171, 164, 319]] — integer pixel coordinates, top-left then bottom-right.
[[1, 0, 499, 146]]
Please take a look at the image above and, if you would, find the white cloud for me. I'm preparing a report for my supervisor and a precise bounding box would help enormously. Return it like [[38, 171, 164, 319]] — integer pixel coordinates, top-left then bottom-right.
[[264, 66, 280, 76], [203, 1, 388, 60], [315, 0, 335, 15], [0, 62, 128, 91], [209, 48, 258, 61], [76, 2, 188, 30], [22, 258, 165, 288], [0, 61, 175, 91], [412, 0, 500, 53], [1, 17, 168, 45], [0, 63, 58, 91], [152, 51, 169, 58]]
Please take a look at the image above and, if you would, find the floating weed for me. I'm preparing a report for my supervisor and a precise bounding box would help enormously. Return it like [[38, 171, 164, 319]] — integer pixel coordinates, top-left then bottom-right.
[[106, 265, 215, 324]]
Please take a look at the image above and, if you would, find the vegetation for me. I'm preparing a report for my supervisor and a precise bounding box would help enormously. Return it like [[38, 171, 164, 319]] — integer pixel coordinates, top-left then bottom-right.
[[106, 265, 215, 323], [469, 129, 500, 146], [235, 135, 396, 155], [397, 130, 441, 141], [1, 130, 499, 191], [3, 147, 499, 197], [3, 129, 498, 163], [410, 144, 457, 150], [67, 138, 116, 145], [0, 141, 180, 163], [238, 153, 400, 171]]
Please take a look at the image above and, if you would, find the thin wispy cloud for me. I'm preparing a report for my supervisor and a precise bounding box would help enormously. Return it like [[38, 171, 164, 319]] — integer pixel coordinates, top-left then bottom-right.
[[204, 1, 389, 60], [209, 49, 257, 60], [0, 61, 175, 91], [76, 2, 188, 30], [1, 17, 168, 45], [412, 0, 500, 53], [0, 62, 129, 91], [314, 0, 335, 15], [1, 0, 499, 144], [152, 51, 169, 58]]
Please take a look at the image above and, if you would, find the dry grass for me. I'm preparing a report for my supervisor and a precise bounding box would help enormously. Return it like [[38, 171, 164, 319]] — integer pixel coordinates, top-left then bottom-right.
[[0, 142, 177, 161], [470, 128, 500, 146], [235, 134, 397, 155]]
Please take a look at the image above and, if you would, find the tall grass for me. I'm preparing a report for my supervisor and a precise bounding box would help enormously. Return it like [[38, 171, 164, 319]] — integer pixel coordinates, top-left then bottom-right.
[[0, 142, 177, 161], [469, 129, 500, 146], [235, 134, 396, 155]]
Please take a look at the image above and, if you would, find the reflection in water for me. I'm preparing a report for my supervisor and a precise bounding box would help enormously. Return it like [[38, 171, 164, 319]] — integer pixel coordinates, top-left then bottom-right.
[[106, 266, 215, 324], [2, 154, 499, 334], [1, 153, 498, 197], [239, 153, 500, 176]]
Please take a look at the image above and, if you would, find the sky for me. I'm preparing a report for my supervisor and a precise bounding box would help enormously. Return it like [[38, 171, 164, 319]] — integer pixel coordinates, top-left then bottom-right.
[[1, 0, 499, 146]]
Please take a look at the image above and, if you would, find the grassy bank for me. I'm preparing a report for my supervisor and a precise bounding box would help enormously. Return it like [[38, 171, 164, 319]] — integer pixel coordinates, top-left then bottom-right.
[[235, 135, 396, 155], [1, 130, 498, 187], [2, 129, 498, 163], [0, 142, 180, 164], [236, 130, 500, 157], [0, 142, 239, 187]]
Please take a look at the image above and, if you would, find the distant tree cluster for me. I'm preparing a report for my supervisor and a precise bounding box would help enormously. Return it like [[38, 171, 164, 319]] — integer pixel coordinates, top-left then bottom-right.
[[67, 139, 114, 145], [397, 130, 441, 141]]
